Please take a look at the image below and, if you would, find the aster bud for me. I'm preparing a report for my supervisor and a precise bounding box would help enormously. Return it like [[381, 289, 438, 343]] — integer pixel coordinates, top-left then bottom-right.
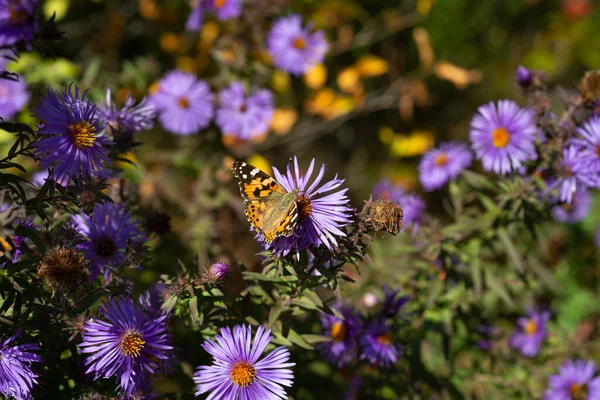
[[579, 70, 600, 102], [515, 65, 532, 87], [37, 247, 89, 293], [366, 199, 403, 235], [203, 262, 230, 285]]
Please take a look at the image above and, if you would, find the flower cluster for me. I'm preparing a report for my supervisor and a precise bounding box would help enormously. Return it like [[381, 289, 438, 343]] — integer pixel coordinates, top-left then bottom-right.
[[186, 0, 243, 31]]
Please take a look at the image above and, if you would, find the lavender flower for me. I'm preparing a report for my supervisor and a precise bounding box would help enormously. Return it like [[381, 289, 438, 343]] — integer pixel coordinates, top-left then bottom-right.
[[551, 145, 593, 204], [469, 100, 538, 174], [32, 84, 109, 185], [359, 319, 400, 368], [206, 0, 242, 20], [381, 286, 409, 318], [397, 193, 425, 235], [193, 324, 294, 399], [0, 75, 29, 120], [372, 179, 404, 202], [186, 0, 204, 31], [96, 88, 155, 136], [267, 14, 328, 76], [260, 157, 352, 255], [216, 83, 273, 140], [79, 297, 173, 397], [72, 202, 146, 280], [0, 0, 37, 48], [515, 66, 532, 87], [317, 305, 361, 368], [544, 359, 600, 400], [418, 142, 472, 191], [204, 261, 229, 285], [572, 116, 600, 187], [552, 189, 591, 223], [150, 70, 214, 135], [0, 330, 41, 399], [509, 310, 550, 357]]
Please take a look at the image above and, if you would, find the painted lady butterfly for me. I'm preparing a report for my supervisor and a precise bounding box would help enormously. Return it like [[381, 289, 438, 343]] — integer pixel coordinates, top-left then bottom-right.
[[231, 161, 299, 243]]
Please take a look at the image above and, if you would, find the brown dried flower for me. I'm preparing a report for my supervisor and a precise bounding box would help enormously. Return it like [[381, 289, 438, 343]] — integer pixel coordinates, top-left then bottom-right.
[[367, 199, 404, 235], [37, 247, 89, 293]]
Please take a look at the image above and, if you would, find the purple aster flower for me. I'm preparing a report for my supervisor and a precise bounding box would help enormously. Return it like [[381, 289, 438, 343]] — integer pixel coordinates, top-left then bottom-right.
[[0, 74, 29, 120], [206, 0, 242, 20], [572, 116, 600, 187], [418, 142, 473, 191], [33, 84, 109, 185], [0, 330, 41, 400], [397, 193, 425, 235], [150, 70, 214, 135], [515, 65, 532, 87], [203, 261, 229, 285], [550, 145, 593, 204], [31, 168, 67, 187], [186, 0, 203, 31], [552, 189, 591, 223], [469, 100, 538, 174], [267, 14, 328, 76], [72, 202, 146, 281], [79, 297, 173, 398], [372, 179, 404, 202], [193, 324, 294, 399], [0, 0, 37, 48], [317, 305, 361, 368], [257, 157, 352, 255], [96, 88, 155, 136], [216, 82, 273, 140], [509, 310, 550, 357], [360, 319, 400, 368], [381, 286, 409, 318], [544, 359, 600, 400]]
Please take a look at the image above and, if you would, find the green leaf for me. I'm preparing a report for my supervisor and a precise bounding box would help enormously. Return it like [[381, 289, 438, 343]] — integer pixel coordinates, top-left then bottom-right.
[[485, 273, 514, 307], [268, 299, 285, 328], [301, 334, 331, 344], [161, 295, 178, 314], [15, 224, 47, 253], [271, 331, 293, 347], [497, 227, 524, 273], [287, 329, 314, 350], [189, 296, 199, 324]]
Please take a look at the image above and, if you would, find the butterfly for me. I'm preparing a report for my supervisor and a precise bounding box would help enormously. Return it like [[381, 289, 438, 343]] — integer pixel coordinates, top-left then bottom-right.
[[231, 161, 299, 243]]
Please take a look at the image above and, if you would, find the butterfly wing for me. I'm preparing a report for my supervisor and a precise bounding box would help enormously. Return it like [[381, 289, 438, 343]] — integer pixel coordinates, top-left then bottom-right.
[[232, 161, 298, 243]]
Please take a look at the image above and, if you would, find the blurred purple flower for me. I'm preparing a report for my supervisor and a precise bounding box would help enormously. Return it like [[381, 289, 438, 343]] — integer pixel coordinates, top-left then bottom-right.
[[267, 14, 328, 76], [397, 193, 425, 235], [381, 286, 409, 318], [515, 65, 532, 87], [509, 310, 550, 357], [550, 145, 593, 204], [372, 179, 404, 202], [552, 189, 591, 223], [572, 116, 600, 187], [0, 330, 41, 399], [194, 324, 294, 399], [32, 84, 109, 185], [79, 297, 172, 398], [31, 168, 67, 187], [317, 305, 360, 368], [0, 74, 29, 120], [259, 157, 352, 255], [150, 70, 214, 135], [96, 88, 155, 135], [544, 359, 600, 400], [0, 0, 37, 48], [469, 100, 538, 174], [206, 0, 242, 20], [216, 82, 273, 140], [186, 0, 204, 31], [418, 142, 472, 191], [72, 202, 146, 281], [359, 319, 400, 368]]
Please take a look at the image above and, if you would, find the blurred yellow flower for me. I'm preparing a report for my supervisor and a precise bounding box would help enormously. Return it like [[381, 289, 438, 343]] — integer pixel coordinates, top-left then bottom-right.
[[271, 70, 291, 93], [356, 55, 388, 77], [247, 154, 272, 175], [417, 0, 436, 16], [43, 0, 70, 21], [304, 64, 328, 89], [434, 61, 483, 89], [251, 49, 273, 66], [337, 66, 361, 93], [176, 56, 197, 73], [390, 130, 434, 158], [159, 32, 181, 54], [270, 108, 298, 135], [413, 27, 435, 69], [326, 96, 355, 120], [378, 126, 395, 145], [139, 0, 160, 20], [199, 21, 220, 50], [305, 88, 336, 115]]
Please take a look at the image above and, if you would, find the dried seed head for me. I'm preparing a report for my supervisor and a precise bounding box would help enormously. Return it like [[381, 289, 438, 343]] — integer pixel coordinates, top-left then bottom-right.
[[367, 199, 404, 235], [37, 247, 89, 293], [579, 70, 600, 102]]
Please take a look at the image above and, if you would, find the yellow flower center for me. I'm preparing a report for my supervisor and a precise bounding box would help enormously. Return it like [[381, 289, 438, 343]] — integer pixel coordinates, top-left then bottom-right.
[[178, 97, 190, 108], [293, 37, 306, 50], [68, 122, 97, 149], [331, 321, 347, 342], [9, 3, 28, 22], [491, 127, 510, 148], [524, 320, 537, 336], [376, 333, 392, 346], [296, 194, 313, 219], [596, 145, 600, 158], [570, 383, 588, 400], [214, 0, 226, 8], [120, 331, 145, 358], [434, 153, 449, 166], [148, 81, 160, 95], [230, 361, 256, 388]]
